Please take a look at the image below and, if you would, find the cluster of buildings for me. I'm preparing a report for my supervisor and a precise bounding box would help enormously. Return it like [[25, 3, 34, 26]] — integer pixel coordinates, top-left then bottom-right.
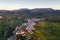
[[7, 18, 45, 40], [22, 18, 36, 34], [8, 26, 30, 40], [22, 18, 45, 34], [0, 16, 2, 19]]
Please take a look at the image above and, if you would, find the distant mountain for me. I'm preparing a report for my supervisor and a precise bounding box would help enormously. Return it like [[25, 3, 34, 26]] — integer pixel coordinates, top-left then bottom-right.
[[31, 8, 55, 13], [0, 8, 60, 21], [0, 8, 60, 14]]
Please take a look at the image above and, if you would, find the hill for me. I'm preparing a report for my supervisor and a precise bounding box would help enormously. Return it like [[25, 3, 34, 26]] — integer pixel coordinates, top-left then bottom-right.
[[0, 8, 60, 21]]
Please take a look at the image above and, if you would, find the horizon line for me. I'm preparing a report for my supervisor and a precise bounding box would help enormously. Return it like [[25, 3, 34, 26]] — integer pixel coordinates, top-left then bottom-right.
[[0, 8, 60, 10]]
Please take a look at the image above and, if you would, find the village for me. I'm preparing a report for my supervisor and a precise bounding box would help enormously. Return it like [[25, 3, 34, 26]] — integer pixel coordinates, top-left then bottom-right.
[[7, 18, 45, 40]]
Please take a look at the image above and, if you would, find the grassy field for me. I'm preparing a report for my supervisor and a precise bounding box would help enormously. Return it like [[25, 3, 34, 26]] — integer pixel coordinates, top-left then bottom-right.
[[33, 21, 60, 40]]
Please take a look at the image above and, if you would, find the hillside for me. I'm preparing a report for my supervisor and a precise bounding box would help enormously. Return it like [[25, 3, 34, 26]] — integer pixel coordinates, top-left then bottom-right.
[[0, 8, 60, 40], [0, 8, 60, 21]]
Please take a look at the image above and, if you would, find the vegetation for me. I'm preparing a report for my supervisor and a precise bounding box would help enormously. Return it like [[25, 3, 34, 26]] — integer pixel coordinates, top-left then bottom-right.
[[34, 21, 60, 40], [0, 8, 60, 40]]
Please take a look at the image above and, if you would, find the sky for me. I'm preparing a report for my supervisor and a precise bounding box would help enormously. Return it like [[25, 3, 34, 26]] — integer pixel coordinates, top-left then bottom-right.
[[0, 0, 60, 10]]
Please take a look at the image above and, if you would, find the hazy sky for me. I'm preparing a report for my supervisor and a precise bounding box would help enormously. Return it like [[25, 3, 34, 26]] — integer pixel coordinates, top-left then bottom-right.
[[0, 0, 60, 10]]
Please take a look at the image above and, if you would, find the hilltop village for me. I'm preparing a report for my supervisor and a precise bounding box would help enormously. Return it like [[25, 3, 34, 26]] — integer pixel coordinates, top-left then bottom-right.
[[7, 18, 45, 40]]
